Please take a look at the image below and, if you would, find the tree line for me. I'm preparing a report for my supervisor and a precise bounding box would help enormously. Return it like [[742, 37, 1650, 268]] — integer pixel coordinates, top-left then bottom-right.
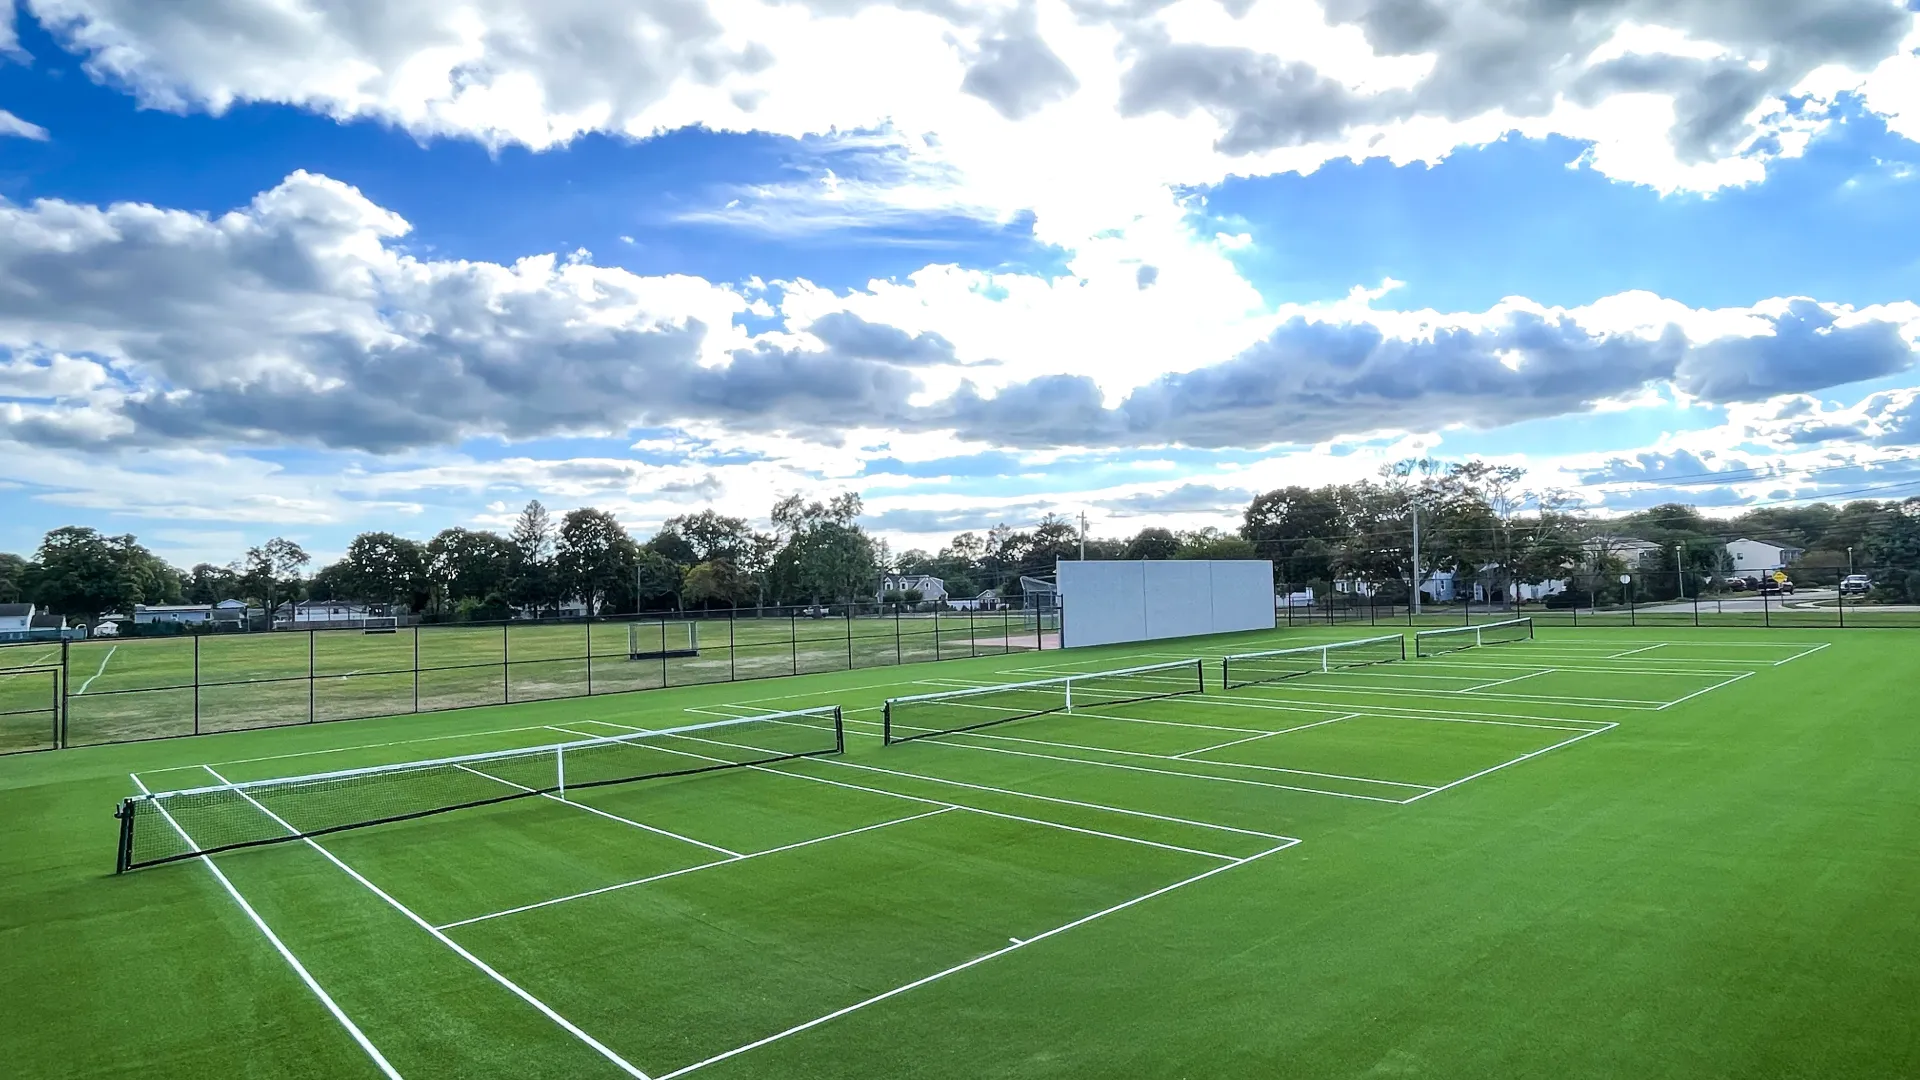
[[4, 461, 1918, 624]]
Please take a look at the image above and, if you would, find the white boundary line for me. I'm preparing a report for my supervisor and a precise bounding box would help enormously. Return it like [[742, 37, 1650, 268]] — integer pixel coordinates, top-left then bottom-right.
[[449, 761, 743, 858], [1607, 644, 1665, 658], [198, 765, 653, 1080], [437, 807, 958, 930], [128, 773, 404, 1080], [74, 644, 117, 695], [650, 839, 1300, 1080], [1456, 669, 1558, 694], [1655, 670, 1755, 710], [1772, 642, 1832, 666], [1398, 722, 1618, 803], [1171, 713, 1360, 757]]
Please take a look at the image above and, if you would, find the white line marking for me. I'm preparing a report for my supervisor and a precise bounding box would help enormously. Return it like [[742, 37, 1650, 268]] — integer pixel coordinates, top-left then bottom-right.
[[1398, 723, 1618, 803], [651, 839, 1301, 1080], [198, 765, 651, 1080], [1456, 668, 1557, 694], [1655, 669, 1755, 710], [1772, 642, 1832, 666], [1607, 644, 1665, 658], [74, 644, 117, 695], [1172, 713, 1360, 757], [571, 719, 1296, 843], [128, 773, 403, 1080], [449, 762, 743, 858], [438, 808, 956, 930]]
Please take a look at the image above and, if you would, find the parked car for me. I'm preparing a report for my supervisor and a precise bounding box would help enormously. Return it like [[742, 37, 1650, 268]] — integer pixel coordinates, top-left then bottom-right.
[[1840, 574, 1873, 596], [1757, 579, 1795, 596], [1725, 577, 1750, 592]]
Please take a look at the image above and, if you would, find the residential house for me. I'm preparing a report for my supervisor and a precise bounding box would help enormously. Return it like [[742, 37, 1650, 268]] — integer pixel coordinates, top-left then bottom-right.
[[1582, 536, 1664, 568], [133, 603, 215, 626], [0, 603, 31, 639], [1725, 538, 1805, 576], [879, 574, 949, 603], [945, 591, 1004, 611], [277, 600, 383, 626]]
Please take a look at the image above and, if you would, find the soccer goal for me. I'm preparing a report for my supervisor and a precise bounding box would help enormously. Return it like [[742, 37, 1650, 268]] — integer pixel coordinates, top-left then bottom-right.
[[628, 621, 700, 661], [362, 616, 398, 635], [1415, 617, 1533, 658]]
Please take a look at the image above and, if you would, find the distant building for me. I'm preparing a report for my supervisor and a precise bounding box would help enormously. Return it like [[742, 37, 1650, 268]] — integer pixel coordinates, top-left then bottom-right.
[[1582, 536, 1664, 568], [878, 574, 949, 602], [1725, 538, 1805, 575], [0, 603, 32, 639], [945, 590, 1003, 611], [133, 603, 215, 626]]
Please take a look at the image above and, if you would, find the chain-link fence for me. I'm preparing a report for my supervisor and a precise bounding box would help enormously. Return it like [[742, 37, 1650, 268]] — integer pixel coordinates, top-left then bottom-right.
[[1281, 567, 1920, 630], [11, 602, 1061, 754]]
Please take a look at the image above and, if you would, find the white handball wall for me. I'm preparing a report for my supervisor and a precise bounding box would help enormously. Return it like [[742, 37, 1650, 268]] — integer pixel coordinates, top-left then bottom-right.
[[1057, 560, 1276, 648]]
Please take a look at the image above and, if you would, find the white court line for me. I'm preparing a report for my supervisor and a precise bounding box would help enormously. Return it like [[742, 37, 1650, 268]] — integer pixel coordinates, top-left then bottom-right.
[[1172, 713, 1361, 758], [128, 773, 404, 1080], [1456, 668, 1558, 694], [1209, 681, 1662, 711], [571, 718, 1297, 843], [652, 839, 1300, 1080], [878, 717, 1428, 792], [198, 765, 653, 1080], [437, 807, 957, 930], [74, 644, 117, 695], [1607, 644, 1665, 658], [1172, 693, 1611, 729], [550, 724, 1246, 862], [1773, 642, 1833, 666], [884, 730, 1413, 803], [1655, 670, 1755, 710], [1398, 722, 1619, 804], [451, 760, 743, 858]]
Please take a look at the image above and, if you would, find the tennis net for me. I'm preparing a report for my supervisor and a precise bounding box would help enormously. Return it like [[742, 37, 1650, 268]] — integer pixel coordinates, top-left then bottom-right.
[[114, 706, 843, 872], [882, 659, 1204, 745], [1221, 634, 1405, 689], [1415, 617, 1534, 657]]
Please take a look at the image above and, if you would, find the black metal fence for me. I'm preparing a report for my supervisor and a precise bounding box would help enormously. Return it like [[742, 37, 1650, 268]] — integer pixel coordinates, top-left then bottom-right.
[[0, 602, 1061, 756], [1282, 567, 1920, 630]]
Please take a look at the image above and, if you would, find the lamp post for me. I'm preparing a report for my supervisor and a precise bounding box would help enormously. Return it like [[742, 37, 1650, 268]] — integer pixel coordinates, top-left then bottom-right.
[[1675, 543, 1685, 600]]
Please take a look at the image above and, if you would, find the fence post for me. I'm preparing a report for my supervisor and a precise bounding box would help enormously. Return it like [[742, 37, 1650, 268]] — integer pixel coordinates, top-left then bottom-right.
[[789, 610, 798, 675], [895, 604, 903, 665], [583, 620, 592, 697], [846, 605, 854, 671], [1838, 585, 1846, 630], [502, 622, 509, 705], [1693, 589, 1699, 628], [1763, 589, 1772, 628], [729, 606, 737, 682], [660, 617, 669, 686], [193, 634, 201, 735], [58, 637, 69, 748], [934, 607, 943, 661], [1629, 578, 1636, 627], [308, 629, 316, 723]]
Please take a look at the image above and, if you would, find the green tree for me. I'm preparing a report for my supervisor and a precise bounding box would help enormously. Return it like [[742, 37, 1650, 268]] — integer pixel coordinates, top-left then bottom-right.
[[183, 563, 242, 604], [425, 528, 514, 612], [1122, 528, 1181, 560], [629, 549, 685, 611], [337, 532, 428, 610], [1176, 528, 1258, 560], [241, 537, 311, 618], [769, 492, 880, 603], [0, 552, 28, 604], [661, 510, 751, 563], [1862, 497, 1920, 602], [27, 527, 180, 621], [508, 500, 554, 615], [555, 508, 637, 616], [682, 560, 750, 608]]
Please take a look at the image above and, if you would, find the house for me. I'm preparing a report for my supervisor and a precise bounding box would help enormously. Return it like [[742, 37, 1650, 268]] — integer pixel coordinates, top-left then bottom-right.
[[279, 599, 381, 625], [511, 598, 589, 620], [133, 603, 216, 626], [945, 590, 1004, 611], [211, 599, 251, 626], [1725, 538, 1804, 575], [878, 574, 949, 603], [0, 603, 31, 639], [1582, 536, 1664, 568]]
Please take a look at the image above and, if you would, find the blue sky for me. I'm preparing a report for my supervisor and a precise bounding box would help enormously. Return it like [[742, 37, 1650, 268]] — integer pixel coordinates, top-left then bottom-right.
[[4, 0, 1920, 568]]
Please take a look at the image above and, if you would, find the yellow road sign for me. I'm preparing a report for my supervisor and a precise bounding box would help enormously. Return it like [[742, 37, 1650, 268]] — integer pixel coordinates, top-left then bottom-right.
[[1772, 571, 1788, 583]]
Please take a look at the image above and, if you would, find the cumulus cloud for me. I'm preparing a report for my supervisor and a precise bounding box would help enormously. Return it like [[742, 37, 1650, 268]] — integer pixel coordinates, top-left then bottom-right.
[[1095, 483, 1253, 514]]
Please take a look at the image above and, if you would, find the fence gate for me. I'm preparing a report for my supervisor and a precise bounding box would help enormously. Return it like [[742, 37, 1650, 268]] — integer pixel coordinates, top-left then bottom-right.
[[0, 639, 63, 754]]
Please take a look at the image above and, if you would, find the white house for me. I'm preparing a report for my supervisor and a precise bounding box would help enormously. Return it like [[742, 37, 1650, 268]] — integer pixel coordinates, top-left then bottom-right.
[[0, 603, 32, 638], [282, 600, 381, 625], [879, 574, 949, 602], [133, 603, 215, 626], [1725, 538, 1804, 575], [1582, 536, 1664, 568]]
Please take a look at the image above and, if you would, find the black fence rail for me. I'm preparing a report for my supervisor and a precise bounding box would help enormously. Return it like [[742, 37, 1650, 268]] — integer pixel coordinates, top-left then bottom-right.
[[19, 602, 1060, 754], [1282, 567, 1920, 630]]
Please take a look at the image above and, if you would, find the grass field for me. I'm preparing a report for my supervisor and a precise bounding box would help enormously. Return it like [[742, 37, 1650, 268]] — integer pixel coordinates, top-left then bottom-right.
[[0, 611, 1055, 751], [3, 623, 1917, 1079]]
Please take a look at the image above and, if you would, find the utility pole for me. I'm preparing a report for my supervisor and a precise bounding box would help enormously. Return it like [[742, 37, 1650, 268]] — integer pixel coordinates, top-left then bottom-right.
[[1078, 511, 1087, 561], [1410, 496, 1423, 616]]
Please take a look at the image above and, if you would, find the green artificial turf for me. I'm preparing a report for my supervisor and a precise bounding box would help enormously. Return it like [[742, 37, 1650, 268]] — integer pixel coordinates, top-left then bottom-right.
[[2, 624, 1916, 1079]]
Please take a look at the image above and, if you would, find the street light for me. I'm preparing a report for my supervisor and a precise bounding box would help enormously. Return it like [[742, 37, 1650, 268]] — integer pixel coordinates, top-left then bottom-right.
[[1674, 543, 1685, 601]]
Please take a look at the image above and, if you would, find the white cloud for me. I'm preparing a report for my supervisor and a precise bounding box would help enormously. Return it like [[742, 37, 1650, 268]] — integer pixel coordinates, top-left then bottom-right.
[[0, 108, 47, 140]]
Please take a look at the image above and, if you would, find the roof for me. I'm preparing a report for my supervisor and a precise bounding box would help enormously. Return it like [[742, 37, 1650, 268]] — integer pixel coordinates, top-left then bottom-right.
[[136, 604, 213, 613], [29, 614, 64, 628], [0, 603, 31, 618]]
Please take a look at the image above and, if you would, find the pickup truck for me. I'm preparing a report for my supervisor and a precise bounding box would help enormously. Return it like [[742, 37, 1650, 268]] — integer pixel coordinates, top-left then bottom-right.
[[1840, 574, 1872, 596]]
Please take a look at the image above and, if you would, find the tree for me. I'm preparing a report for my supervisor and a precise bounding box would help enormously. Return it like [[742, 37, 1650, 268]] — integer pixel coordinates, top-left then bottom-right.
[[0, 552, 28, 604], [555, 508, 637, 616], [629, 549, 685, 611], [337, 532, 429, 610], [768, 492, 880, 603], [240, 537, 310, 618], [1862, 497, 1920, 602], [661, 510, 751, 564], [508, 500, 554, 615], [425, 528, 514, 612], [1177, 528, 1258, 560], [183, 563, 242, 604], [683, 560, 750, 608], [1120, 528, 1180, 560], [26, 527, 179, 621]]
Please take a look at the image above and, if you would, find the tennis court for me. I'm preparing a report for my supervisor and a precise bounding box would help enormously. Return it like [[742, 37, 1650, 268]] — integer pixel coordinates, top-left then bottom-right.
[[7, 621, 1913, 1078]]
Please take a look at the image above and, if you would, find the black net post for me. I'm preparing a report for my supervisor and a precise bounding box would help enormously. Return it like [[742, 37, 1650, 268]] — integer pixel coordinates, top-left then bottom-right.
[[114, 800, 136, 874]]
